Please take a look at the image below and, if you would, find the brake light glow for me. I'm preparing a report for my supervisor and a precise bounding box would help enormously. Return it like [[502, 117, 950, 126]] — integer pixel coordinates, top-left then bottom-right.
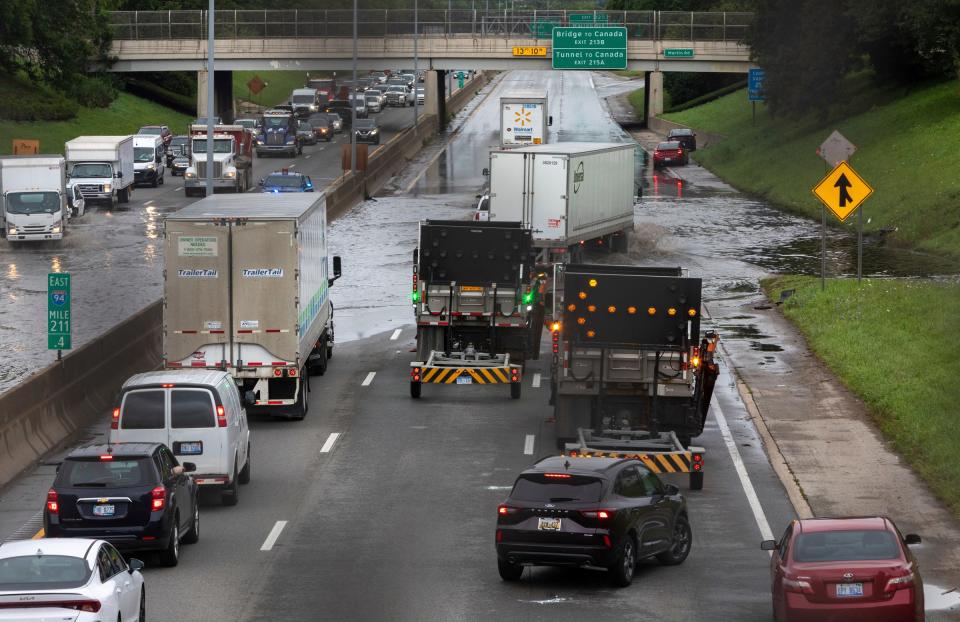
[[46, 489, 58, 514], [0, 599, 102, 612], [580, 509, 616, 520], [216, 405, 227, 428], [99, 455, 113, 461], [602, 535, 612, 549], [111, 407, 120, 430], [151, 486, 167, 511], [498, 505, 518, 515], [544, 473, 571, 479], [693, 453, 704, 471]]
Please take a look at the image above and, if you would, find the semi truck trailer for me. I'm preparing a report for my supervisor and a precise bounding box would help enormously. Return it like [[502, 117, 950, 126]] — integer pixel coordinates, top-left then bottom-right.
[[499, 90, 551, 147], [65, 136, 135, 208], [163, 194, 342, 419]]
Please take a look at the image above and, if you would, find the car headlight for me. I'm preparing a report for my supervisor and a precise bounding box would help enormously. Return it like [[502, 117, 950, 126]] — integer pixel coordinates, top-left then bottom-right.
[[224, 170, 237, 178], [256, 138, 264, 144], [310, 105, 318, 111], [370, 129, 378, 134], [7, 227, 17, 235], [184, 171, 196, 179], [52, 225, 61, 234], [146, 163, 156, 170], [103, 183, 112, 193]]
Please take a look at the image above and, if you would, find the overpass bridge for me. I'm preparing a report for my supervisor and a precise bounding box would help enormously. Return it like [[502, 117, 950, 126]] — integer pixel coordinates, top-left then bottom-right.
[[105, 9, 753, 121]]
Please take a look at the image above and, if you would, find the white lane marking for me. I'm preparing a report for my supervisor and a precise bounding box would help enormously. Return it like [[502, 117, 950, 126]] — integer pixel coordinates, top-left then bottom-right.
[[305, 155, 311, 159], [175, 186, 182, 191], [524, 434, 535, 455], [144, 200, 155, 206], [260, 520, 288, 551], [485, 485, 513, 491], [532, 373, 541, 388], [320, 432, 341, 453], [361, 371, 376, 386], [589, 74, 595, 90], [390, 328, 402, 340], [713, 400, 774, 542]]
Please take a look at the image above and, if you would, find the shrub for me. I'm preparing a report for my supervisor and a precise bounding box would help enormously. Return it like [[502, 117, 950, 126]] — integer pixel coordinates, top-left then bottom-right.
[[69, 75, 118, 108], [0, 89, 78, 121]]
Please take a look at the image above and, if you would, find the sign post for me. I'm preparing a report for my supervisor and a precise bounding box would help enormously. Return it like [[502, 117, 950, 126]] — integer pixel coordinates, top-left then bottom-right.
[[812, 160, 874, 288], [48, 273, 71, 359], [816, 131, 864, 282], [551, 26, 627, 70]]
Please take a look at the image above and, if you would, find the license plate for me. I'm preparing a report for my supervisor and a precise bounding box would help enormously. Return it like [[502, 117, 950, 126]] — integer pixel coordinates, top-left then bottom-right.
[[538, 517, 561, 531], [836, 583, 863, 597], [178, 442, 203, 455], [93, 504, 115, 517], [456, 376, 472, 385]]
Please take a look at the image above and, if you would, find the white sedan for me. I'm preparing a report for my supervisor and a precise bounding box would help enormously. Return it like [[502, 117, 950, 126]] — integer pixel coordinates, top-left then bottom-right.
[[0, 538, 145, 621]]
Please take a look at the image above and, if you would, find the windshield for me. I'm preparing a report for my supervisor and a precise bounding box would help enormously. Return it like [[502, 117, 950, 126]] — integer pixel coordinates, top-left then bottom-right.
[[139, 127, 162, 135], [265, 175, 303, 188], [793, 530, 901, 562], [0, 555, 93, 591], [297, 122, 312, 131], [388, 85, 406, 92], [192, 138, 233, 153], [236, 120, 256, 129], [292, 95, 315, 103], [171, 136, 189, 146], [57, 457, 153, 488], [6, 192, 60, 215], [657, 142, 681, 150], [365, 93, 379, 101], [70, 163, 112, 178], [510, 474, 603, 503], [355, 120, 375, 129], [134, 147, 154, 163], [264, 117, 290, 129]]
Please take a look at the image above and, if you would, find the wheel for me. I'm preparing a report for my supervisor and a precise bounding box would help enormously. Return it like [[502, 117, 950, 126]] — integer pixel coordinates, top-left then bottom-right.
[[689, 471, 704, 491], [410, 382, 421, 399], [310, 338, 328, 376], [158, 520, 180, 567], [289, 379, 307, 421], [158, 173, 164, 185], [510, 382, 521, 400], [657, 515, 692, 565], [182, 498, 199, 544], [238, 444, 251, 484], [119, 188, 130, 203], [138, 587, 145, 622], [497, 558, 523, 581], [608, 535, 636, 587], [221, 465, 239, 506]]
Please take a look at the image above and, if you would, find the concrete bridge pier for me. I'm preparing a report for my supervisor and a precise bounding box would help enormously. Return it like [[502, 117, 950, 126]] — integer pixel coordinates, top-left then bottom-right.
[[197, 70, 235, 123], [644, 70, 664, 126], [422, 70, 439, 118]]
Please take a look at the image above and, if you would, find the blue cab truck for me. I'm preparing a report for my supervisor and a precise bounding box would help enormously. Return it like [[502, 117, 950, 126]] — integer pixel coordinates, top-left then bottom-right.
[[256, 109, 301, 158]]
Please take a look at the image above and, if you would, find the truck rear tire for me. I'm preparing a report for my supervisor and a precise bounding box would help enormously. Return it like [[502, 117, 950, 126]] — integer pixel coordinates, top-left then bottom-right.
[[309, 338, 328, 376], [410, 382, 421, 399], [119, 187, 130, 203]]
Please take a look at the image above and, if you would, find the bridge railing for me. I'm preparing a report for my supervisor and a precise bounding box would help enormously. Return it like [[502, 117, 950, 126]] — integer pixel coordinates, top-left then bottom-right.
[[107, 10, 751, 42]]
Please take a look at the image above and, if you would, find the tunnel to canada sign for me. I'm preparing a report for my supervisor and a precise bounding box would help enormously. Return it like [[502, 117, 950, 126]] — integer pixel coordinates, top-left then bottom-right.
[[552, 27, 627, 70]]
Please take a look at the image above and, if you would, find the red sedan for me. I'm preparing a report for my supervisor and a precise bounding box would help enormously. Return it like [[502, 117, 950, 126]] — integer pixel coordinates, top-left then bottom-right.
[[762, 517, 924, 622], [652, 141, 689, 168]]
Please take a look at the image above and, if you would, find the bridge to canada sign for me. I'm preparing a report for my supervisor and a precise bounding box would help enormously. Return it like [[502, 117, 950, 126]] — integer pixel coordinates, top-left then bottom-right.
[[551, 27, 628, 70]]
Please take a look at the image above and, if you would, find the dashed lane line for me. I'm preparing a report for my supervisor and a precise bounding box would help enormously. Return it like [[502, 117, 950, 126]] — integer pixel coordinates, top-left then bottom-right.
[[260, 521, 288, 551], [361, 371, 376, 386], [390, 329, 402, 340], [524, 434, 535, 455], [532, 373, 541, 388], [320, 432, 341, 454]]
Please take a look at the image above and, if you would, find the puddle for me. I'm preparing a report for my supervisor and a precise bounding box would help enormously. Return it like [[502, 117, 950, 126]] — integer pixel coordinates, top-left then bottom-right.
[[750, 342, 784, 352], [926, 584, 960, 611]]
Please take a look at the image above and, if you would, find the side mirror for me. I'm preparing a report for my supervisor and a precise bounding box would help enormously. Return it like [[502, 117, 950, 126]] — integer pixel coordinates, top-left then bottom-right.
[[244, 390, 256, 405], [904, 534, 922, 545], [482, 168, 489, 177], [328, 255, 342, 287], [760, 540, 778, 551], [412, 248, 418, 264], [548, 115, 554, 126], [664, 483, 680, 496], [115, 172, 122, 178], [182, 462, 197, 473], [65, 173, 71, 180], [128, 559, 145, 573]]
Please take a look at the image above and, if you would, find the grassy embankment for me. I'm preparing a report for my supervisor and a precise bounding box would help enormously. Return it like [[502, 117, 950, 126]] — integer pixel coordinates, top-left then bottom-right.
[[233, 70, 316, 108], [763, 276, 960, 514], [661, 77, 960, 255]]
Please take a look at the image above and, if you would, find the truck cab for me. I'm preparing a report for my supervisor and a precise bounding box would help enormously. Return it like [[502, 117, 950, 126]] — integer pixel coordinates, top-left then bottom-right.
[[64, 136, 135, 208], [0, 156, 69, 242], [291, 88, 320, 117], [183, 129, 250, 196], [256, 110, 300, 157]]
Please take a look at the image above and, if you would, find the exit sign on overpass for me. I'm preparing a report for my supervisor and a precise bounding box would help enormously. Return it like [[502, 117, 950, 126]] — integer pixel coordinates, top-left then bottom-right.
[[663, 48, 695, 58], [552, 27, 628, 70]]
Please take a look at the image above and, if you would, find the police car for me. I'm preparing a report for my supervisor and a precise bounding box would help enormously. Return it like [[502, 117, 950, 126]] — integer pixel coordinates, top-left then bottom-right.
[[258, 169, 315, 193]]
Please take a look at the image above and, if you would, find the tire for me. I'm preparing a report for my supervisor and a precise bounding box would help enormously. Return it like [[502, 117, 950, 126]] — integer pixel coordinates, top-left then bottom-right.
[[182, 499, 199, 544], [608, 535, 636, 587], [158, 520, 180, 567], [138, 587, 145, 622], [238, 444, 251, 484], [221, 465, 239, 506], [151, 175, 158, 188], [510, 382, 521, 400], [158, 173, 164, 186], [310, 338, 328, 376], [289, 380, 307, 421], [497, 558, 523, 582], [689, 471, 704, 491], [657, 515, 692, 566], [119, 188, 130, 203], [410, 382, 421, 399]]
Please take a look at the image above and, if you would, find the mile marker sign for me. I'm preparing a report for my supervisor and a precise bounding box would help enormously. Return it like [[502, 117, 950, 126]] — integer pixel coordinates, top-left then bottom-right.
[[48, 272, 71, 350]]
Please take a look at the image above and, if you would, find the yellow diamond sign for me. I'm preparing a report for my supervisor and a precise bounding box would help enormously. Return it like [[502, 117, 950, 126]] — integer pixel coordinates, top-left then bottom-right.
[[812, 161, 873, 222]]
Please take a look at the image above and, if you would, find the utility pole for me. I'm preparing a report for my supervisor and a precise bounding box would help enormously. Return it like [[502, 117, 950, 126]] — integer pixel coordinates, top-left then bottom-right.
[[413, 0, 419, 129], [205, 0, 215, 198], [351, 0, 357, 175]]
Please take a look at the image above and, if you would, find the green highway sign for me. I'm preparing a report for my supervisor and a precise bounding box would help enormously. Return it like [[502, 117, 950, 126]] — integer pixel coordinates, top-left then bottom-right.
[[552, 26, 628, 70], [48, 272, 71, 350], [569, 13, 609, 24], [457, 71, 465, 89], [663, 48, 695, 58], [532, 19, 559, 38]]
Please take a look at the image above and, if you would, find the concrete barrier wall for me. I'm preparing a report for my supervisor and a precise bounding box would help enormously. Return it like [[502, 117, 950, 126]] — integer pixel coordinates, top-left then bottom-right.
[[647, 115, 725, 149], [0, 302, 162, 487]]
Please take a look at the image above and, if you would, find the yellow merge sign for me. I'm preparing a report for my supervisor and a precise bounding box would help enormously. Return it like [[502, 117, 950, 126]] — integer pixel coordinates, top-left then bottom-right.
[[512, 46, 548, 57], [812, 161, 873, 222]]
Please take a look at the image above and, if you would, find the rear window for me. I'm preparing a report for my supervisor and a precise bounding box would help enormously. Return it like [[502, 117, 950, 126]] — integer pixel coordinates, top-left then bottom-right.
[[657, 142, 681, 150], [120, 390, 165, 429], [510, 474, 603, 503], [57, 458, 154, 488], [0, 555, 92, 590], [171, 389, 216, 428], [793, 530, 901, 562]]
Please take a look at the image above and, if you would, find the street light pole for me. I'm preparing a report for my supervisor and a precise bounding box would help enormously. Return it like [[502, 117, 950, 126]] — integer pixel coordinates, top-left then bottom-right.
[[413, 0, 419, 129], [351, 0, 357, 175], [205, 0, 215, 198]]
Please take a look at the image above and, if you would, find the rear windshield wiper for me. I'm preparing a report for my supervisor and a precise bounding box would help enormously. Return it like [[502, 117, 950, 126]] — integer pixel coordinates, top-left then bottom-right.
[[548, 497, 577, 502], [71, 482, 109, 487]]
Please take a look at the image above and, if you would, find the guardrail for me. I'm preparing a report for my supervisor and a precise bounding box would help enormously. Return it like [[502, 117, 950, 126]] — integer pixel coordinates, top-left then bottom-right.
[[107, 10, 752, 42]]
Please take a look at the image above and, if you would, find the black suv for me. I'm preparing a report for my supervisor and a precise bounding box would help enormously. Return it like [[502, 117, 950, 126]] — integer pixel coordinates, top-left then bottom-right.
[[667, 128, 697, 151], [495, 456, 692, 586], [44, 443, 200, 567]]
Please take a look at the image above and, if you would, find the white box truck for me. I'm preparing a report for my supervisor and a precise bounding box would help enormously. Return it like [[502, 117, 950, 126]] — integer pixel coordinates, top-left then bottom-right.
[[500, 90, 551, 147], [0, 155, 73, 242], [65, 136, 135, 208], [488, 142, 637, 257], [163, 194, 342, 420]]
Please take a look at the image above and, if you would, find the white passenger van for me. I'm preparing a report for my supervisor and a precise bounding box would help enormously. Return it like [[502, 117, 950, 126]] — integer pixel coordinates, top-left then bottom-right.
[[109, 370, 251, 506]]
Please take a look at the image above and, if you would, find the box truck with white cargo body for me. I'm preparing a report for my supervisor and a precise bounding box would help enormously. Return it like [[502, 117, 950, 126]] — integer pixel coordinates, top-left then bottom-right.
[[163, 194, 342, 420], [500, 90, 551, 147], [0, 155, 73, 242], [65, 136, 135, 208], [487, 142, 636, 262]]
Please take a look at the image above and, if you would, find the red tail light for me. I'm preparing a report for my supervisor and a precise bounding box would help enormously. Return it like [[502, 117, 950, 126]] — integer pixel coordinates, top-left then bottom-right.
[[782, 577, 814, 594], [693, 453, 704, 471], [544, 473, 570, 479], [580, 509, 616, 520], [602, 534, 612, 549], [216, 405, 227, 428], [884, 571, 915, 593], [99, 454, 113, 461], [111, 407, 120, 430], [498, 505, 518, 515], [0, 599, 101, 612], [46, 489, 58, 514], [496, 529, 503, 542], [151, 485, 167, 512]]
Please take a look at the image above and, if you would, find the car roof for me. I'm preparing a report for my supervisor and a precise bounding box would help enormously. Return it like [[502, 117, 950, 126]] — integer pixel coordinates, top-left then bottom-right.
[[796, 517, 894, 533], [122, 369, 231, 389], [669, 128, 694, 135], [67, 442, 163, 458], [0, 538, 100, 559], [527, 455, 629, 477]]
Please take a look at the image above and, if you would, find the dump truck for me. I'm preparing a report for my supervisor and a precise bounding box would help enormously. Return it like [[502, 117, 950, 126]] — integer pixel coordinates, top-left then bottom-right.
[[409, 221, 542, 399], [163, 194, 342, 420], [551, 264, 719, 489], [500, 90, 551, 147], [184, 124, 254, 196]]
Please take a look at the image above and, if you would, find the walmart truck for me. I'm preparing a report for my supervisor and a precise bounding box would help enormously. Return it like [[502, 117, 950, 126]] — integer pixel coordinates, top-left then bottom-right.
[[500, 90, 551, 147]]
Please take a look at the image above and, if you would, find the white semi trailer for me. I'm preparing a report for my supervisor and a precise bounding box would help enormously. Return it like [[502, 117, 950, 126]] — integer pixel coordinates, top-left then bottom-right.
[[163, 194, 342, 420], [499, 90, 551, 147]]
